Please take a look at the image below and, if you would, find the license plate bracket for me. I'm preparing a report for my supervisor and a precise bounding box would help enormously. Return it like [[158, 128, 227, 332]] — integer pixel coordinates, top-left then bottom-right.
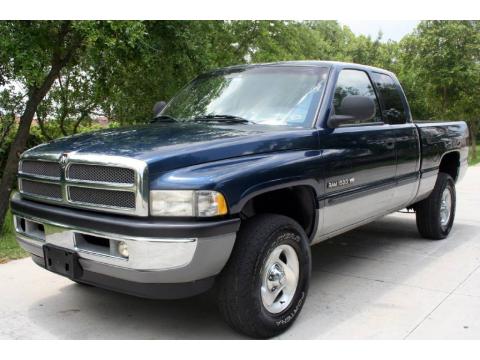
[[43, 244, 82, 279]]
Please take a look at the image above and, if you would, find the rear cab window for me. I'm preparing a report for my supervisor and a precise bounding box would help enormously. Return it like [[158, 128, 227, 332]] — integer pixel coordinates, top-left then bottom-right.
[[371, 72, 408, 124]]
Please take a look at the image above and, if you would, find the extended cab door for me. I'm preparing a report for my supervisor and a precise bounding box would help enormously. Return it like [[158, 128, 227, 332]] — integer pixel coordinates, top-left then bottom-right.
[[370, 72, 421, 208], [318, 69, 397, 236]]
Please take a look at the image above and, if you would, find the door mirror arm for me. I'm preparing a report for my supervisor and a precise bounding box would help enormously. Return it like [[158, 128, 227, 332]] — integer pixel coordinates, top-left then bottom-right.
[[327, 114, 355, 128]]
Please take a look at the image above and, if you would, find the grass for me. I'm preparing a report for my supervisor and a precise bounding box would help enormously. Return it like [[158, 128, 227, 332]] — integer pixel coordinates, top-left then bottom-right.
[[469, 143, 480, 166], [0, 209, 27, 264]]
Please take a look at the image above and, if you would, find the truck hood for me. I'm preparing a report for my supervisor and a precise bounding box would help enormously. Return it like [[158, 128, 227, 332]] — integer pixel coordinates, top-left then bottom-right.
[[24, 123, 318, 175]]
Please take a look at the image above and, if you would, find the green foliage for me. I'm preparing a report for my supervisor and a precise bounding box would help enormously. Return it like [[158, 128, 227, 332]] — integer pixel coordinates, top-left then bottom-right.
[[400, 21, 480, 120], [469, 143, 480, 166], [104, 20, 240, 124], [0, 20, 147, 132], [0, 209, 26, 263]]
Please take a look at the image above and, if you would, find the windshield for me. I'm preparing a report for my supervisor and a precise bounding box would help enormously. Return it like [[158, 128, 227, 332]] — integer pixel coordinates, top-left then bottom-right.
[[160, 66, 329, 128]]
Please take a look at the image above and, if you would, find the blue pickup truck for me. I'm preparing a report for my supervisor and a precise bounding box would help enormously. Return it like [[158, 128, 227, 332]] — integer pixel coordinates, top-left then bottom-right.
[[11, 61, 469, 338]]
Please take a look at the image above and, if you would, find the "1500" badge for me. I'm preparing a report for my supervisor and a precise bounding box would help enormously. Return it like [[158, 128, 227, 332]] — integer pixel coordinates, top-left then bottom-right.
[[327, 177, 355, 189]]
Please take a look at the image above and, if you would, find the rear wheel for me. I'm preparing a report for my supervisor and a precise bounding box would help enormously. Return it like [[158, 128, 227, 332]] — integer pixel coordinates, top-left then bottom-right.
[[416, 172, 456, 240], [217, 214, 311, 338]]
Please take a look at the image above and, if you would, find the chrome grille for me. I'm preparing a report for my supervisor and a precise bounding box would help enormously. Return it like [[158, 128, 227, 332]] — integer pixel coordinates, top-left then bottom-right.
[[21, 160, 61, 179], [68, 186, 136, 209], [17, 156, 147, 216], [68, 164, 135, 184], [21, 179, 62, 200]]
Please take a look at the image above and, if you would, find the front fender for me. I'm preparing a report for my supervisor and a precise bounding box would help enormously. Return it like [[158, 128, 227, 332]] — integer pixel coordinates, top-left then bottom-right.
[[149, 150, 325, 214]]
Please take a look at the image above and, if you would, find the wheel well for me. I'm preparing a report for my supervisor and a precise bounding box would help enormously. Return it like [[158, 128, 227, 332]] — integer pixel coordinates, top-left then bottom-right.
[[439, 152, 460, 182], [240, 186, 317, 238]]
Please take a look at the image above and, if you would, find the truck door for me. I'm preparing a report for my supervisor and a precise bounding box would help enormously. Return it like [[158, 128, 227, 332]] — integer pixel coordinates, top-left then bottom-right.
[[371, 72, 420, 208], [318, 69, 397, 236]]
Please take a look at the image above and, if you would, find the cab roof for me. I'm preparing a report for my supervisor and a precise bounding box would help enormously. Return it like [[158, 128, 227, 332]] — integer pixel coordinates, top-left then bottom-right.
[[216, 60, 395, 77]]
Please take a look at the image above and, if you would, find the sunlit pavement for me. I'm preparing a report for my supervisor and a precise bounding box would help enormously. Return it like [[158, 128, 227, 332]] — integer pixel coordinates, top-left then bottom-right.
[[1, 166, 480, 339]]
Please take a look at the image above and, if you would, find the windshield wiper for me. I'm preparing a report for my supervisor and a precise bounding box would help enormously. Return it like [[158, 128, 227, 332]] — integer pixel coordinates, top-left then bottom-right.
[[151, 115, 179, 123], [193, 114, 256, 125]]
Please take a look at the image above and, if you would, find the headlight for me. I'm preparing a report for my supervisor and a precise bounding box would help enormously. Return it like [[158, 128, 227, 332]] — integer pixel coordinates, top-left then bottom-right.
[[150, 190, 228, 217]]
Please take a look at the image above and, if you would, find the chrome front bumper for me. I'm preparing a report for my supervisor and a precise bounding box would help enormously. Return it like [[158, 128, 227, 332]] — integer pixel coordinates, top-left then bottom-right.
[[14, 213, 199, 271], [12, 206, 237, 287]]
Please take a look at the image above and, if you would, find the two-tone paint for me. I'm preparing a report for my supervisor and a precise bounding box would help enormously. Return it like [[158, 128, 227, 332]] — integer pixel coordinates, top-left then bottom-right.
[[11, 61, 469, 298], [20, 62, 469, 241]]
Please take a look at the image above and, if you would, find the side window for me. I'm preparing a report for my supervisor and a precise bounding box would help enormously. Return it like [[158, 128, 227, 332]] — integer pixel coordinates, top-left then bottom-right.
[[371, 73, 407, 124], [333, 69, 382, 124]]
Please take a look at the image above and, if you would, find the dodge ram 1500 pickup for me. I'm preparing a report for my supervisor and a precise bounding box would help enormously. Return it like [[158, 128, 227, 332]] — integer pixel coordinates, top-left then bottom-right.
[[11, 61, 469, 338]]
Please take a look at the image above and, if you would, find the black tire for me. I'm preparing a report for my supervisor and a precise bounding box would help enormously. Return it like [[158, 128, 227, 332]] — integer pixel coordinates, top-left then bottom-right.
[[217, 214, 311, 339], [416, 172, 456, 240]]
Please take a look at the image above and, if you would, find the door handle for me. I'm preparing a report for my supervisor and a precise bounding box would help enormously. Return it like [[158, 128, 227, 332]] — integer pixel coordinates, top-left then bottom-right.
[[385, 139, 395, 150]]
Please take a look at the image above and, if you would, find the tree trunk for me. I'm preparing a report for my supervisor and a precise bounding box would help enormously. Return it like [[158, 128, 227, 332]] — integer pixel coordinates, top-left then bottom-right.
[[0, 21, 83, 232], [73, 105, 94, 134], [0, 63, 62, 231], [36, 115, 52, 141], [0, 114, 16, 149]]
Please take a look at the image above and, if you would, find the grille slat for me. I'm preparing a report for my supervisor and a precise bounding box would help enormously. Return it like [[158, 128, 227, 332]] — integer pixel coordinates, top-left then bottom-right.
[[21, 160, 61, 179], [21, 179, 62, 200], [68, 164, 135, 184], [68, 186, 136, 209]]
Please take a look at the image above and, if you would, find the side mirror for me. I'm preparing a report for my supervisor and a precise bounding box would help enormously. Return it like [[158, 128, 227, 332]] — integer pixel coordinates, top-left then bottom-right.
[[327, 95, 375, 128], [153, 101, 166, 117]]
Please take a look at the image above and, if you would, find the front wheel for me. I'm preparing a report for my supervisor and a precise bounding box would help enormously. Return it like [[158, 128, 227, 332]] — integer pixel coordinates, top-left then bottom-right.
[[416, 172, 456, 240], [217, 214, 311, 338]]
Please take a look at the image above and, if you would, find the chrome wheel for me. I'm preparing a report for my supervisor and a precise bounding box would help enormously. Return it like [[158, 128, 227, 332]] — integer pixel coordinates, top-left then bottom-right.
[[440, 187, 452, 227], [261, 244, 299, 314]]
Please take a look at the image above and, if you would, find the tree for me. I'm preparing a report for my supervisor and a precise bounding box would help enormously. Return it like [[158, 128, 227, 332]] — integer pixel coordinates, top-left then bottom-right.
[[0, 20, 145, 230], [399, 21, 480, 158], [35, 64, 107, 140], [103, 20, 240, 124]]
